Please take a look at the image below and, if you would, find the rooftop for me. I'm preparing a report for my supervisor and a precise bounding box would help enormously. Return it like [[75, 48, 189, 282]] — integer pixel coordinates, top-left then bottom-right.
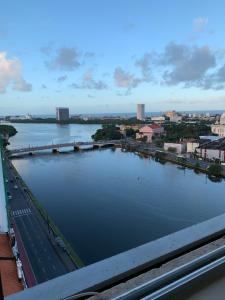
[[198, 137, 225, 150]]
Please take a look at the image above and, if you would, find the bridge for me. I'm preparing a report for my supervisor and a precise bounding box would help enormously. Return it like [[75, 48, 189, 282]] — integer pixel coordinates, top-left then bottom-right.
[[8, 140, 121, 155]]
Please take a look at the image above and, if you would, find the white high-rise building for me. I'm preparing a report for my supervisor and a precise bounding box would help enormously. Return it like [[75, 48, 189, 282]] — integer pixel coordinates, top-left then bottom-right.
[[137, 104, 145, 120], [56, 107, 69, 121]]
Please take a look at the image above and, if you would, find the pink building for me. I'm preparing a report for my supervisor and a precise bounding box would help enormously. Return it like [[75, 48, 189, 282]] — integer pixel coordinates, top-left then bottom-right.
[[136, 124, 164, 143]]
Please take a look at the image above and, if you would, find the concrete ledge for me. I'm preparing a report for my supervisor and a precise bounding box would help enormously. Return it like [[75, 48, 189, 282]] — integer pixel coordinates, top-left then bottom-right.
[[6, 212, 225, 300]]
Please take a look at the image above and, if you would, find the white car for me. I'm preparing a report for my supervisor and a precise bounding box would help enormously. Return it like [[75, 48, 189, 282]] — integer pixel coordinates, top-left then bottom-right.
[[14, 185, 18, 190]]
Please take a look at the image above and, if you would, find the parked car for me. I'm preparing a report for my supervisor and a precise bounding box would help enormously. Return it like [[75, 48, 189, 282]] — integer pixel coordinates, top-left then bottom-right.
[[7, 192, 12, 200], [14, 185, 18, 190]]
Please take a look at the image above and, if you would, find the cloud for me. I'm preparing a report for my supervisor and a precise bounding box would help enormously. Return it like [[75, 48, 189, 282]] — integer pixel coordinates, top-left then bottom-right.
[[198, 63, 225, 90], [193, 17, 208, 33], [114, 67, 141, 89], [159, 42, 216, 86], [12, 78, 32, 92], [71, 70, 107, 90], [40, 45, 53, 56], [0, 52, 32, 93], [135, 53, 152, 80], [46, 47, 81, 71], [57, 75, 67, 82]]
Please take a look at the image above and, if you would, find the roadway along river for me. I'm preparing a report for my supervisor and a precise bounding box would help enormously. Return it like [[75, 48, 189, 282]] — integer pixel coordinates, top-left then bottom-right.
[[9, 123, 225, 265]]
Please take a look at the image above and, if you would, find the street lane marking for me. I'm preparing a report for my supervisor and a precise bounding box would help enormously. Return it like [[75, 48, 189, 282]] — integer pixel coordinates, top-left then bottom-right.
[[12, 208, 32, 217]]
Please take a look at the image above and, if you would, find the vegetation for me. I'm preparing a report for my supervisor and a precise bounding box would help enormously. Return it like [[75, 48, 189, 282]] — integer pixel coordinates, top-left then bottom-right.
[[194, 162, 201, 169], [167, 147, 177, 153], [9, 117, 147, 125], [125, 128, 136, 138], [92, 125, 123, 141], [0, 125, 17, 137], [207, 164, 222, 177], [0, 125, 17, 147], [155, 150, 166, 160], [163, 123, 211, 142]]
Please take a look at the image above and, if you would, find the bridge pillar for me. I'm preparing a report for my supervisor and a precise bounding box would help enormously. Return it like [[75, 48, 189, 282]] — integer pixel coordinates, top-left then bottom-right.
[[52, 149, 58, 154], [73, 146, 80, 152]]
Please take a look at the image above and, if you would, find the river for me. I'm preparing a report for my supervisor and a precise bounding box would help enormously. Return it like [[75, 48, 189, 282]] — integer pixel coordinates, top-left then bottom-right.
[[9, 123, 225, 265]]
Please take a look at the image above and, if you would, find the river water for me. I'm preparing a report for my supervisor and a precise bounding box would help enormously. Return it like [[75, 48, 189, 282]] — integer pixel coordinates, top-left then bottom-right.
[[9, 123, 225, 265]]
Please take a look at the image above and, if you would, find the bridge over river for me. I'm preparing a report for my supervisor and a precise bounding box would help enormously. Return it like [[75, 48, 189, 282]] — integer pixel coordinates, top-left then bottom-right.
[[8, 140, 122, 155]]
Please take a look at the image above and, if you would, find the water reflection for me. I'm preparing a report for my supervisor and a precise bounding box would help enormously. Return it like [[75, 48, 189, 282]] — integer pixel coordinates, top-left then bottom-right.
[[12, 148, 225, 265]]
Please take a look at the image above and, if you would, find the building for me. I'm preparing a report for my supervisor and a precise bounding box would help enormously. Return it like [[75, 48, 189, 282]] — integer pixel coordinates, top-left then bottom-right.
[[56, 107, 69, 121], [165, 110, 177, 119], [136, 124, 164, 143], [165, 110, 182, 123], [137, 104, 145, 120], [170, 115, 182, 123], [151, 116, 165, 124], [164, 142, 187, 154], [196, 137, 225, 162], [211, 112, 225, 137], [186, 139, 211, 153]]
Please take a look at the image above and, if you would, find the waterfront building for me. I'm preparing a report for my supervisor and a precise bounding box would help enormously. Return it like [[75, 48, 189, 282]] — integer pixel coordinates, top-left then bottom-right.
[[186, 139, 211, 153], [196, 137, 225, 162], [56, 107, 70, 121], [137, 104, 145, 120], [211, 112, 225, 137], [136, 124, 164, 143]]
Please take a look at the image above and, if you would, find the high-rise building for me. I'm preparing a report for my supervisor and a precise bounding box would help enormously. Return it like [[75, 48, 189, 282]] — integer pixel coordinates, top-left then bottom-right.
[[56, 107, 69, 121], [137, 104, 145, 120]]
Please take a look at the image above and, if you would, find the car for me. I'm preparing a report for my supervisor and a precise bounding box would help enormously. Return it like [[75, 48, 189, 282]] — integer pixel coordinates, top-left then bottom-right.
[[5, 179, 8, 183], [7, 192, 12, 200], [14, 185, 18, 189]]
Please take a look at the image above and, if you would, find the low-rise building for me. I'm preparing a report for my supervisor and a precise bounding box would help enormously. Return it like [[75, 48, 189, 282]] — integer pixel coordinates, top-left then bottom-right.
[[170, 115, 182, 123], [196, 137, 225, 162], [151, 116, 165, 124], [186, 139, 211, 153], [164, 142, 186, 154], [136, 124, 164, 143]]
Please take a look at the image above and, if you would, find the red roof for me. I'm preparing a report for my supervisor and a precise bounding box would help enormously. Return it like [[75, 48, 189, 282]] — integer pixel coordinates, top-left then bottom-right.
[[149, 123, 161, 129]]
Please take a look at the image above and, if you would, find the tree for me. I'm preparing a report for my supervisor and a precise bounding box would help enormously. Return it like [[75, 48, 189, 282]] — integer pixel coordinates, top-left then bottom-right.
[[207, 164, 222, 177], [92, 125, 123, 141]]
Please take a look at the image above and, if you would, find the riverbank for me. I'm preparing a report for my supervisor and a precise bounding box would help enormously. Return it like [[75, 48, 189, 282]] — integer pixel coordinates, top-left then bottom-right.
[[5, 156, 85, 269], [121, 141, 225, 179]]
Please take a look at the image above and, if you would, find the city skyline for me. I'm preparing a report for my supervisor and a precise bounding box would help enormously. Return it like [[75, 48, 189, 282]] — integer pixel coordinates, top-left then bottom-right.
[[1, 0, 225, 114]]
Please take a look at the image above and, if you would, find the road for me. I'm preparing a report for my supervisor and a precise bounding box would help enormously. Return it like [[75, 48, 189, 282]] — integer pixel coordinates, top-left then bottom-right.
[[3, 157, 75, 284]]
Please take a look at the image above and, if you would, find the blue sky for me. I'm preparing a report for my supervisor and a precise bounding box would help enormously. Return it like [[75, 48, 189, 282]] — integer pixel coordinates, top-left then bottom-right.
[[1, 0, 225, 115]]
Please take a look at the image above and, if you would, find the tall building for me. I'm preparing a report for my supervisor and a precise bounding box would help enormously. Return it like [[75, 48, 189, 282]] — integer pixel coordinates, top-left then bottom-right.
[[56, 107, 69, 121], [137, 104, 145, 120]]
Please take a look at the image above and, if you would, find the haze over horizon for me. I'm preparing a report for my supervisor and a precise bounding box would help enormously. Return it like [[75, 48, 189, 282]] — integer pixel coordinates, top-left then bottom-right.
[[1, 0, 225, 115]]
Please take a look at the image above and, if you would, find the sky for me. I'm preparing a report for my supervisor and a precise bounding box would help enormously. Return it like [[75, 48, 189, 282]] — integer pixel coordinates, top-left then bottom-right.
[[1, 0, 225, 115]]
